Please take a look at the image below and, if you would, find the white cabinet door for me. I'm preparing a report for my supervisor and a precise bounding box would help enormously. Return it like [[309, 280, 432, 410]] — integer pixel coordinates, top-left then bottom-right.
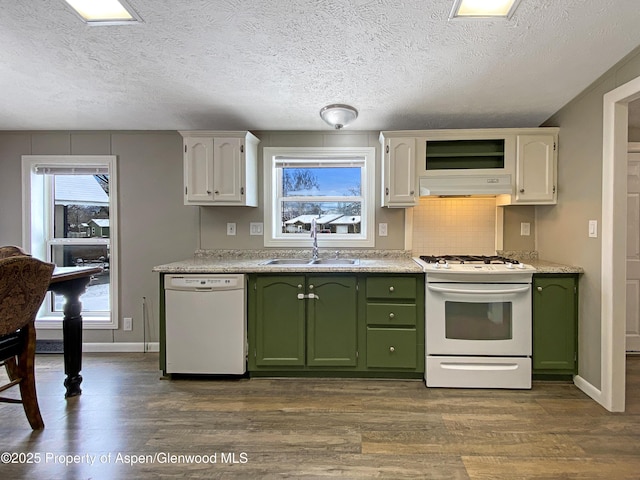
[[514, 134, 556, 204], [212, 137, 244, 204], [382, 136, 416, 207], [184, 136, 214, 204], [181, 131, 258, 206]]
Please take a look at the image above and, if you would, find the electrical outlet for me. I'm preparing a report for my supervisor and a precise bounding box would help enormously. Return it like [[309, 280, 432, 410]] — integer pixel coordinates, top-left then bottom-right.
[[378, 223, 388, 237], [250, 222, 263, 235], [227, 222, 236, 236], [520, 222, 530, 236], [123, 317, 132, 331]]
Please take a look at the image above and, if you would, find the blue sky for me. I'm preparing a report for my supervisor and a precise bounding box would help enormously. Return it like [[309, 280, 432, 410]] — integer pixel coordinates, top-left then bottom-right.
[[285, 167, 361, 196]]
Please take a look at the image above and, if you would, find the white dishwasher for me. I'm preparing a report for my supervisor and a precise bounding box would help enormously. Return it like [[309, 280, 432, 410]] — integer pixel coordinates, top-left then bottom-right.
[[164, 274, 246, 375]]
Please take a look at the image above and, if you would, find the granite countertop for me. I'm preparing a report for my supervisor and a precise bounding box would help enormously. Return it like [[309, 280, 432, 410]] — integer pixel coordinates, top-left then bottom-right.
[[498, 251, 584, 274], [526, 259, 584, 274], [153, 249, 424, 274]]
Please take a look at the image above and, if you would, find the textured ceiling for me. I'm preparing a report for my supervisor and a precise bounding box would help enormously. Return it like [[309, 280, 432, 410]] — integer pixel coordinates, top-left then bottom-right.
[[1, 0, 640, 131]]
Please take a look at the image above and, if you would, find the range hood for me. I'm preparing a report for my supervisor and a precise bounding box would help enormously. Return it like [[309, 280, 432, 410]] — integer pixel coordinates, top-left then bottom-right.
[[419, 174, 512, 197]]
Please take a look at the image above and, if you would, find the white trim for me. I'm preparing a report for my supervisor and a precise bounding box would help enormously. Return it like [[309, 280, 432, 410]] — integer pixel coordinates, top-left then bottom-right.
[[601, 75, 640, 412], [573, 375, 603, 406], [21, 155, 119, 330], [82, 342, 159, 353], [263, 147, 376, 247]]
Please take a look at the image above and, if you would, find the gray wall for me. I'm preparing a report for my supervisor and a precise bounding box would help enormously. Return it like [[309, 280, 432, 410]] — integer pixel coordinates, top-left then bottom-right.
[[540, 45, 640, 389], [0, 131, 199, 344], [502, 205, 536, 252]]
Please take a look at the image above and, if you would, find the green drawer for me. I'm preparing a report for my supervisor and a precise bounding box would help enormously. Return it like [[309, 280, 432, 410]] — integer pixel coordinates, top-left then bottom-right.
[[366, 277, 416, 300], [366, 328, 417, 369], [366, 303, 417, 326]]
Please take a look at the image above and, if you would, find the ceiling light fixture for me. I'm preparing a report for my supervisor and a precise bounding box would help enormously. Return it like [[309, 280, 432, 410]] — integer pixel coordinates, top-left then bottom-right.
[[319, 104, 359, 130], [450, 0, 522, 19], [64, 0, 142, 25]]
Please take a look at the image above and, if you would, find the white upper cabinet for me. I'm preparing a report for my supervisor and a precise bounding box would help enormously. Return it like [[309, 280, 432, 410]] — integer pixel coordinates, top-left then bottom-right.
[[380, 133, 417, 207], [180, 131, 259, 206], [510, 133, 558, 205]]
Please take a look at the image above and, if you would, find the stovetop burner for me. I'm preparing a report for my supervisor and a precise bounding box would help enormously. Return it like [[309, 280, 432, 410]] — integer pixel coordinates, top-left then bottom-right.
[[419, 255, 520, 265]]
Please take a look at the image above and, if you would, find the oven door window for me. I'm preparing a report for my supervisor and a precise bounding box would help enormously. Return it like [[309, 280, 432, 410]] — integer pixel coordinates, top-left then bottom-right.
[[444, 301, 512, 340]]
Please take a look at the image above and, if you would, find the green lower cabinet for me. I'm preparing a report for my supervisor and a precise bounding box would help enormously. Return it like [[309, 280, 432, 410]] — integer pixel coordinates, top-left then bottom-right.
[[249, 274, 358, 370], [248, 273, 425, 377], [307, 276, 358, 366], [366, 328, 417, 369], [254, 275, 306, 366], [532, 274, 578, 376], [364, 275, 424, 373]]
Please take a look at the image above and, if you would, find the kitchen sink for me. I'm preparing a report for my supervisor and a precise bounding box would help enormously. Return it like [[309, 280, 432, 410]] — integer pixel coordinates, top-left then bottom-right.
[[262, 258, 360, 266], [263, 259, 311, 265], [310, 258, 360, 265]]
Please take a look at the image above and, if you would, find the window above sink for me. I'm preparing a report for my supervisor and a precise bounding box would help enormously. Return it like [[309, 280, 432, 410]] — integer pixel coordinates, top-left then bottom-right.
[[263, 147, 376, 248]]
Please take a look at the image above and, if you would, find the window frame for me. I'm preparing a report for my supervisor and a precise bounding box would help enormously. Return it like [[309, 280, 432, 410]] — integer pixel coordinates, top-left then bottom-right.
[[263, 147, 375, 247], [21, 155, 118, 329]]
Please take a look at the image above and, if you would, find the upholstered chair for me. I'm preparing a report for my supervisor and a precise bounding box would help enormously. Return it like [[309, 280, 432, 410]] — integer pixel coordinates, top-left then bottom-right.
[[0, 255, 55, 429], [0, 245, 29, 259]]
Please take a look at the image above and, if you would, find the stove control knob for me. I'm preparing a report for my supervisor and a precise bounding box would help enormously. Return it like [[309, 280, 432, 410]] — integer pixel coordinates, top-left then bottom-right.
[[518, 263, 526, 269], [506, 262, 515, 269], [443, 262, 450, 269], [433, 263, 439, 269]]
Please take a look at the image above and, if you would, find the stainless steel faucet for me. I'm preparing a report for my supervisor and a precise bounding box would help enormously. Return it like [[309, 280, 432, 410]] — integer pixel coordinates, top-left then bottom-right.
[[311, 217, 319, 260]]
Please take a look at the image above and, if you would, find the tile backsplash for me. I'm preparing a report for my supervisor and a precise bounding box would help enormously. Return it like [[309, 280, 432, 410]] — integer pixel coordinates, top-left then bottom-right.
[[411, 197, 497, 256]]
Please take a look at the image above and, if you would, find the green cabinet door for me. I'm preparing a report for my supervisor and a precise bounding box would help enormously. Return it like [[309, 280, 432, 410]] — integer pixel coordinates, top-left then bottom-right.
[[532, 275, 578, 375], [306, 276, 357, 366], [254, 275, 306, 366]]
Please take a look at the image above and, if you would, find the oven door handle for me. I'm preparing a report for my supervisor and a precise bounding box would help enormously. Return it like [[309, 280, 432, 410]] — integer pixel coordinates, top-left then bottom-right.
[[427, 285, 530, 295]]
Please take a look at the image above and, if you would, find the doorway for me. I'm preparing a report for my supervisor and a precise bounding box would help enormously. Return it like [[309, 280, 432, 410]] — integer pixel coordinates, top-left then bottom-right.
[[602, 76, 640, 412]]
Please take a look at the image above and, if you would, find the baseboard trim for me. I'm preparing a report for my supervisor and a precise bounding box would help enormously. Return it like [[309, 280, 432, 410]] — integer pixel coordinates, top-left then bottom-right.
[[82, 342, 159, 353], [574, 374, 604, 406]]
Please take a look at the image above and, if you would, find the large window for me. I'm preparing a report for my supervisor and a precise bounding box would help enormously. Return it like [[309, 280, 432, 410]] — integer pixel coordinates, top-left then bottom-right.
[[22, 156, 118, 329], [264, 147, 375, 247]]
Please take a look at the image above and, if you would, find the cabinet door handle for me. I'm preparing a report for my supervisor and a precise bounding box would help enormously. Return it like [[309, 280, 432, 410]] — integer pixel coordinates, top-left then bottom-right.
[[207, 190, 211, 194], [385, 187, 389, 196], [298, 293, 319, 300], [389, 313, 395, 319], [520, 188, 525, 193], [389, 346, 395, 353], [389, 286, 394, 292], [214, 190, 219, 195], [537, 286, 543, 292]]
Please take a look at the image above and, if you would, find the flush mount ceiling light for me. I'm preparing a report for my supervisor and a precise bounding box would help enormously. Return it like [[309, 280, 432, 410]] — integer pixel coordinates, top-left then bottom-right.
[[319, 104, 359, 130], [64, 0, 142, 25], [450, 0, 522, 19]]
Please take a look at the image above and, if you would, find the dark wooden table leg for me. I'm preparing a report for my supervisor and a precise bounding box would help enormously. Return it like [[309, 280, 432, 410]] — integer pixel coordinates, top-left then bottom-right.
[[49, 276, 91, 398]]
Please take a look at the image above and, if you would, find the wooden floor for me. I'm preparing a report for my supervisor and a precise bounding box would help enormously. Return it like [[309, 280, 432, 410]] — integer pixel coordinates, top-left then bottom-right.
[[1, 354, 639, 479]]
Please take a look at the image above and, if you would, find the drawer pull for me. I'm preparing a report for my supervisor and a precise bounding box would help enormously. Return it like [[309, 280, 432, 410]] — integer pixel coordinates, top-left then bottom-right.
[[389, 313, 395, 319], [389, 286, 394, 292], [389, 346, 395, 353]]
